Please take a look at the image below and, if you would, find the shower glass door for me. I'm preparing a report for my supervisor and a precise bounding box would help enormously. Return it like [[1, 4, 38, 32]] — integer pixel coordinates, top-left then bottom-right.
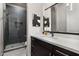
[[5, 4, 26, 45]]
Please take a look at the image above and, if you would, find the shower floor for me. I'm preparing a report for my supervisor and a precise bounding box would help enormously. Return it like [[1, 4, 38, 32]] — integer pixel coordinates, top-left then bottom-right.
[[4, 42, 26, 52], [4, 47, 26, 56]]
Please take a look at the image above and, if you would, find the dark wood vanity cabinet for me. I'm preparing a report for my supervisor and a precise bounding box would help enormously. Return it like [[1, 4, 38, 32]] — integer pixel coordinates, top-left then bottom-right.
[[31, 36, 79, 56], [31, 36, 53, 56]]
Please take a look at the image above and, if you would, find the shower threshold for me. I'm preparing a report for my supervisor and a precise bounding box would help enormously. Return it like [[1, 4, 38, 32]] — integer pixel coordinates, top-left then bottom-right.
[[4, 42, 26, 52]]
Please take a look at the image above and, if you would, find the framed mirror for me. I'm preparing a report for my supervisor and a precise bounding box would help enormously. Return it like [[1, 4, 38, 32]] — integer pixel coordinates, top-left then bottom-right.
[[43, 3, 79, 35]]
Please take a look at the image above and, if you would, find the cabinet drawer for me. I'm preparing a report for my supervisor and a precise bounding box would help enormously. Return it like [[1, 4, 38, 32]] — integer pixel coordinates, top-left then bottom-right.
[[54, 45, 79, 56], [54, 50, 68, 56]]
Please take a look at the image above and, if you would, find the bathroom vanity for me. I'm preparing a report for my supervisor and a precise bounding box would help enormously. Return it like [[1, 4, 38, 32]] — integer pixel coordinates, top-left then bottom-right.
[[31, 3, 79, 56], [31, 34, 79, 56]]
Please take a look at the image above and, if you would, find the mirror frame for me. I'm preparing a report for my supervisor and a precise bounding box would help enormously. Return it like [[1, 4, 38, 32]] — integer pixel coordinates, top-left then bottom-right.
[[43, 3, 79, 35]]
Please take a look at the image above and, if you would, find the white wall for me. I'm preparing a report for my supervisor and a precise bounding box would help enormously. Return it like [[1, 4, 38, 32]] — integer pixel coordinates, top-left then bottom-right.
[[0, 3, 4, 56], [27, 3, 43, 55]]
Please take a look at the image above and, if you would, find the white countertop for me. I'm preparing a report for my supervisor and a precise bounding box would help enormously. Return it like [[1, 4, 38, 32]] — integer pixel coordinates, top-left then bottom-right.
[[31, 33, 79, 54]]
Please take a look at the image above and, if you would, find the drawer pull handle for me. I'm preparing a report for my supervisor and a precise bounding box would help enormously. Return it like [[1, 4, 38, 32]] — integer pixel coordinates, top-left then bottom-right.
[[56, 50, 68, 56]]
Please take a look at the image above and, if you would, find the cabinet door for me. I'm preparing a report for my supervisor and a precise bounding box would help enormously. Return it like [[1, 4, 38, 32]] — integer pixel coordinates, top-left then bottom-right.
[[31, 43, 51, 56], [31, 37, 52, 56]]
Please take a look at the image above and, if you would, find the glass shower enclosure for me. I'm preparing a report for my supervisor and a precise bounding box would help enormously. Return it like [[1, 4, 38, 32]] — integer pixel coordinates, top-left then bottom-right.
[[4, 4, 26, 47]]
